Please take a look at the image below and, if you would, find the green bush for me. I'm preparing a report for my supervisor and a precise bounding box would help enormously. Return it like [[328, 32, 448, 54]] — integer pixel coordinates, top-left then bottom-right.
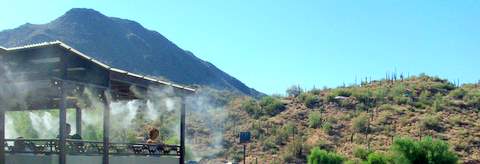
[[420, 115, 442, 131], [308, 111, 322, 128], [352, 113, 369, 133], [366, 152, 391, 164], [241, 99, 262, 118], [391, 137, 458, 164], [283, 138, 303, 162], [353, 146, 372, 160], [263, 137, 277, 151], [259, 96, 286, 116], [304, 94, 321, 109], [307, 147, 344, 164], [332, 88, 353, 97], [321, 122, 334, 135], [419, 90, 432, 106], [448, 88, 467, 99]]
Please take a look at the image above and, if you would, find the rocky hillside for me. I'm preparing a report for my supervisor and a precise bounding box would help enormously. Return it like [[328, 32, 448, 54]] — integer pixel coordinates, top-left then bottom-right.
[[0, 8, 263, 97], [191, 75, 480, 163]]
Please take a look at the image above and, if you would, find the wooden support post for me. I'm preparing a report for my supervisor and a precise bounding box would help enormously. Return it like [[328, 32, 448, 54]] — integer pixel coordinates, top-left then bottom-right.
[[102, 90, 110, 164], [0, 106, 5, 164], [75, 106, 82, 136], [180, 96, 186, 164], [59, 53, 68, 164]]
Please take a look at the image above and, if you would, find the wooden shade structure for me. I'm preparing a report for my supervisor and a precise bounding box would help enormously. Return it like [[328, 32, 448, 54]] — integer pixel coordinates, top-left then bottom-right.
[[0, 41, 195, 164]]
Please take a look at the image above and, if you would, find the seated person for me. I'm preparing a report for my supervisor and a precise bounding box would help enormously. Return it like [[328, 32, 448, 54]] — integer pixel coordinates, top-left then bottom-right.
[[57, 123, 82, 140], [13, 137, 26, 152], [146, 128, 160, 144]]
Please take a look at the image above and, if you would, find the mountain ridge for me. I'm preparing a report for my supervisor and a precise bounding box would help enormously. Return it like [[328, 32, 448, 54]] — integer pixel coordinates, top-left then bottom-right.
[[0, 8, 263, 97]]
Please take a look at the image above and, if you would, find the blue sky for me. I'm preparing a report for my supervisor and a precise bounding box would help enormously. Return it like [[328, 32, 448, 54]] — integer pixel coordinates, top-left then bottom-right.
[[1, 0, 479, 94]]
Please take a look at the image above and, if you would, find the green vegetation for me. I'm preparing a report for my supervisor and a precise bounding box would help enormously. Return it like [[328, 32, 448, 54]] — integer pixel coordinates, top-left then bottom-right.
[[365, 152, 391, 164], [241, 98, 262, 118], [308, 111, 322, 128], [352, 113, 369, 133], [307, 147, 344, 164], [419, 114, 441, 131], [353, 146, 373, 161], [240, 96, 286, 118], [259, 96, 286, 116], [222, 75, 478, 163], [304, 94, 321, 109], [286, 85, 303, 97], [391, 137, 458, 164]]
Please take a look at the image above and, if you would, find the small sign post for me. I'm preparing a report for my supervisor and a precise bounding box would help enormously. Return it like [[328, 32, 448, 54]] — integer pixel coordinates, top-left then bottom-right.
[[239, 131, 251, 164]]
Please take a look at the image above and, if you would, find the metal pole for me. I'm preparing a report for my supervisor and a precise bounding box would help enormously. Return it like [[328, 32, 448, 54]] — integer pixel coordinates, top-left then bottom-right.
[[59, 53, 68, 164], [0, 106, 5, 164], [243, 144, 246, 164], [180, 96, 186, 164], [75, 106, 82, 136], [102, 90, 110, 164]]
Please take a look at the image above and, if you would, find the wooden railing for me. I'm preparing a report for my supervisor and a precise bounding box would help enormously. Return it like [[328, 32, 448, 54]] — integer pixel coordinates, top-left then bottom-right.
[[4, 139, 180, 156]]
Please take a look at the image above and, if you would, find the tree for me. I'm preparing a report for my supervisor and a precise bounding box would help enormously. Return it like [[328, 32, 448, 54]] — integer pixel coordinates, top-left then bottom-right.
[[286, 85, 303, 97]]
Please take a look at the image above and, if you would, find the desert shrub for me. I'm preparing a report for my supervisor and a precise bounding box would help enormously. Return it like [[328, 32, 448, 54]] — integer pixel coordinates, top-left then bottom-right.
[[241, 99, 262, 118], [355, 103, 367, 111], [307, 147, 344, 164], [418, 90, 432, 106], [263, 138, 277, 151], [353, 146, 372, 160], [272, 125, 290, 145], [419, 115, 442, 131], [332, 88, 353, 97], [432, 99, 443, 112], [431, 82, 456, 92], [259, 96, 286, 116], [377, 111, 394, 125], [464, 88, 480, 107], [391, 84, 407, 97], [352, 89, 374, 105], [304, 94, 321, 109], [321, 122, 334, 135], [284, 122, 296, 136], [298, 92, 309, 102], [308, 111, 322, 128], [391, 137, 458, 164], [352, 113, 369, 133], [393, 95, 410, 105], [449, 115, 462, 125], [283, 138, 303, 162], [366, 152, 391, 164], [286, 85, 303, 97], [230, 150, 243, 162], [373, 88, 388, 103], [448, 88, 467, 99], [310, 88, 322, 95], [378, 104, 396, 111], [305, 139, 334, 153]]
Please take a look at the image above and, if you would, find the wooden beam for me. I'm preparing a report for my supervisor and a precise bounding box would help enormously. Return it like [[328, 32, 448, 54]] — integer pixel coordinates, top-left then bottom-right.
[[180, 96, 186, 164], [58, 53, 68, 164], [0, 105, 5, 164], [75, 106, 82, 136], [103, 72, 111, 164]]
